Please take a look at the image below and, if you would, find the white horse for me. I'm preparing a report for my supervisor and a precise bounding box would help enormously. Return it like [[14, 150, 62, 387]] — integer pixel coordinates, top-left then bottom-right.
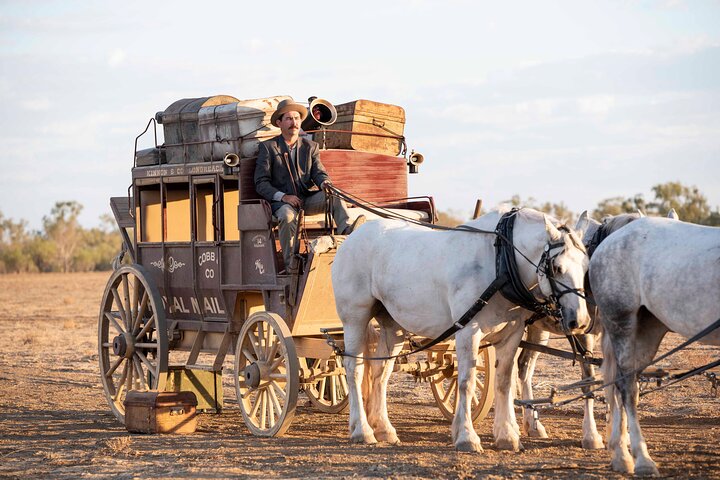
[[332, 207, 591, 452], [590, 217, 720, 476], [517, 210, 643, 449]]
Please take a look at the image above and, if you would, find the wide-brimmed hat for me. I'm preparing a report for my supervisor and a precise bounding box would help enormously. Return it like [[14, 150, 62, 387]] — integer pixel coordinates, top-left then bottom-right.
[[271, 99, 308, 126]]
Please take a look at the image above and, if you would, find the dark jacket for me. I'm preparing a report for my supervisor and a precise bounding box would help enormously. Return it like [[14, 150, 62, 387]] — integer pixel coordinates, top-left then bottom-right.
[[254, 135, 330, 213]]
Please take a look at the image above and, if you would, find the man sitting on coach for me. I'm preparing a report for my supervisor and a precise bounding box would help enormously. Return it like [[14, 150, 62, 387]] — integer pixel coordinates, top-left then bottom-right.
[[254, 99, 365, 270]]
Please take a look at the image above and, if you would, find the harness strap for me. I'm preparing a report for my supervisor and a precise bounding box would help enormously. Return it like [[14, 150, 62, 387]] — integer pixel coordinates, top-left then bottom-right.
[[640, 358, 720, 397], [327, 276, 506, 361], [522, 315, 720, 409], [406, 276, 506, 354], [641, 316, 720, 369]]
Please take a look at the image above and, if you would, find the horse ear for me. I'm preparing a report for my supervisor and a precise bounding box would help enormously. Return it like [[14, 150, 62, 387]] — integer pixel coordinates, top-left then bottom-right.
[[575, 210, 590, 232], [544, 215, 562, 241], [667, 208, 679, 220], [637, 209, 646, 217]]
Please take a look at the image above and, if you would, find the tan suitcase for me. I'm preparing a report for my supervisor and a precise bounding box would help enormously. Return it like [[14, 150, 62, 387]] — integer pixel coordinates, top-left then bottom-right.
[[124, 391, 198, 434], [318, 99, 406, 156]]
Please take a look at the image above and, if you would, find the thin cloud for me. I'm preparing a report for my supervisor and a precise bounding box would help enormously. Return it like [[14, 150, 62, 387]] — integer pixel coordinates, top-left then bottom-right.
[[577, 95, 616, 115], [243, 38, 264, 53], [107, 48, 126, 68], [20, 97, 51, 111]]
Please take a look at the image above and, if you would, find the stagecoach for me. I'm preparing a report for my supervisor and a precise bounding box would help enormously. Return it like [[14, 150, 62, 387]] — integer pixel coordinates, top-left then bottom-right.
[[98, 94, 496, 436]]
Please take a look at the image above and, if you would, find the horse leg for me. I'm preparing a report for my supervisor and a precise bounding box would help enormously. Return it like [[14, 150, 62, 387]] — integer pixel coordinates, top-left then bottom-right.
[[603, 309, 667, 475], [365, 313, 404, 444], [602, 315, 637, 474], [620, 310, 667, 476], [518, 325, 549, 438], [578, 333, 604, 449], [343, 320, 377, 444], [603, 386, 626, 450], [452, 327, 484, 452], [493, 322, 525, 451]]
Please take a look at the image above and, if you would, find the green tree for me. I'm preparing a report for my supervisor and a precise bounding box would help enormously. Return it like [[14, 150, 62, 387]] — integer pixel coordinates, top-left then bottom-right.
[[648, 181, 716, 225], [42, 201, 84, 272], [593, 182, 720, 225], [74, 223, 121, 271], [26, 237, 56, 272], [0, 212, 35, 273], [592, 194, 647, 219]]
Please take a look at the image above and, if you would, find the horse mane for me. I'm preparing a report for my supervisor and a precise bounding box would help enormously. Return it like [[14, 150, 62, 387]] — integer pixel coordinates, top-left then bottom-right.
[[601, 212, 641, 234]]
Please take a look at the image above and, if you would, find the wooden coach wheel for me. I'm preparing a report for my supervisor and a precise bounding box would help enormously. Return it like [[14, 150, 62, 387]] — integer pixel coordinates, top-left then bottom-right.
[[98, 264, 168, 422], [304, 356, 349, 414], [234, 311, 300, 437], [429, 345, 495, 423]]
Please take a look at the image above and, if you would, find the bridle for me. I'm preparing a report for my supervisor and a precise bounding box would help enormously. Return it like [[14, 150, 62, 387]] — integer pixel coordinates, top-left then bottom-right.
[[537, 229, 587, 306], [494, 209, 587, 333]]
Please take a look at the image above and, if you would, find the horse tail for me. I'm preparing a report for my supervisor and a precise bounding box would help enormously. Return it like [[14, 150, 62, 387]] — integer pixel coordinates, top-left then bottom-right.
[[361, 322, 379, 401], [601, 328, 618, 441]]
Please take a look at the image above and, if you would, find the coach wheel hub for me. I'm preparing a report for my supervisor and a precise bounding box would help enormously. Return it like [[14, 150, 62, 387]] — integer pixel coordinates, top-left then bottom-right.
[[244, 362, 261, 389], [112, 332, 135, 359]]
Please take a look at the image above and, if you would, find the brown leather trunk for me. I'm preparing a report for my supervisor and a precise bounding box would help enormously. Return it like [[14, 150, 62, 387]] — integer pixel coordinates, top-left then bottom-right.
[[316, 99, 406, 156], [124, 391, 198, 434]]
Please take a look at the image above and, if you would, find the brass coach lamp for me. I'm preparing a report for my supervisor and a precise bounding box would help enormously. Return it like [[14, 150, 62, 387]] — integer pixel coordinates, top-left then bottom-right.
[[223, 152, 240, 174], [303, 97, 337, 130], [408, 150, 424, 174], [302, 97, 337, 149]]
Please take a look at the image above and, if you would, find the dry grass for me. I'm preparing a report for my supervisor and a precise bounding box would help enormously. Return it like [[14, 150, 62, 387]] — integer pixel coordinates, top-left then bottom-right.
[[0, 271, 107, 322], [19, 331, 35, 345], [0, 272, 718, 479], [42, 451, 62, 461], [104, 436, 132, 455]]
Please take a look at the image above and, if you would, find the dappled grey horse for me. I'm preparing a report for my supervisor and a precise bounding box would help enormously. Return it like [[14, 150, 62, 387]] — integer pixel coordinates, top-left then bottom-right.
[[517, 211, 643, 449], [518, 210, 679, 450], [591, 216, 719, 476]]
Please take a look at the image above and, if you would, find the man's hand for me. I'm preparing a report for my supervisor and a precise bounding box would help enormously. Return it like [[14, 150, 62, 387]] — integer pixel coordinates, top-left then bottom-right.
[[282, 194, 303, 209], [321, 180, 333, 192]]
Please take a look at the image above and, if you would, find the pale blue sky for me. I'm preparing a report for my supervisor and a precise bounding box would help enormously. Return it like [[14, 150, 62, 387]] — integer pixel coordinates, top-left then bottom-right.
[[1, 0, 719, 228]]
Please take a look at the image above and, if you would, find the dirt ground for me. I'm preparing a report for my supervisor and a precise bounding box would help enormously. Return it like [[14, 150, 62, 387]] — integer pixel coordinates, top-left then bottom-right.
[[0, 272, 718, 479]]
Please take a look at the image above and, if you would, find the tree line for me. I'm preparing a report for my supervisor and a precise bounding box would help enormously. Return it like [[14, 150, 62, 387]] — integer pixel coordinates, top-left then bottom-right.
[[0, 201, 120, 274], [437, 181, 720, 227], [1, 182, 718, 273]]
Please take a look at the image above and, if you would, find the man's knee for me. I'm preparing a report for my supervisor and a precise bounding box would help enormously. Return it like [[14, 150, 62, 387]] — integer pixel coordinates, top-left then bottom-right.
[[276, 206, 298, 224]]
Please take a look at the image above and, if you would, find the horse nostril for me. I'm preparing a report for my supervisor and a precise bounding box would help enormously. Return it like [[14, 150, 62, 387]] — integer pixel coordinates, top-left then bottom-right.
[[567, 319, 579, 330]]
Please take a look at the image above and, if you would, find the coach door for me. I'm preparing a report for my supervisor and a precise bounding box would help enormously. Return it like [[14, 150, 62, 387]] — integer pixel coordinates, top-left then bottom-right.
[[191, 175, 226, 321]]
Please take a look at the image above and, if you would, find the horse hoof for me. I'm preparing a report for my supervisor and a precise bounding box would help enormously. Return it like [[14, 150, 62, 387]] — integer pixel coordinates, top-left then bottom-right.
[[495, 438, 521, 451], [375, 431, 401, 445], [526, 423, 548, 438], [582, 436, 604, 450], [350, 430, 377, 445], [634, 459, 660, 477], [456, 441, 483, 453], [610, 456, 634, 474]]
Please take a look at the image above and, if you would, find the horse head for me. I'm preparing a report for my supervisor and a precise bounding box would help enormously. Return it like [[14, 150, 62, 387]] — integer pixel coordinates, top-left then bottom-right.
[[537, 216, 591, 334]]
